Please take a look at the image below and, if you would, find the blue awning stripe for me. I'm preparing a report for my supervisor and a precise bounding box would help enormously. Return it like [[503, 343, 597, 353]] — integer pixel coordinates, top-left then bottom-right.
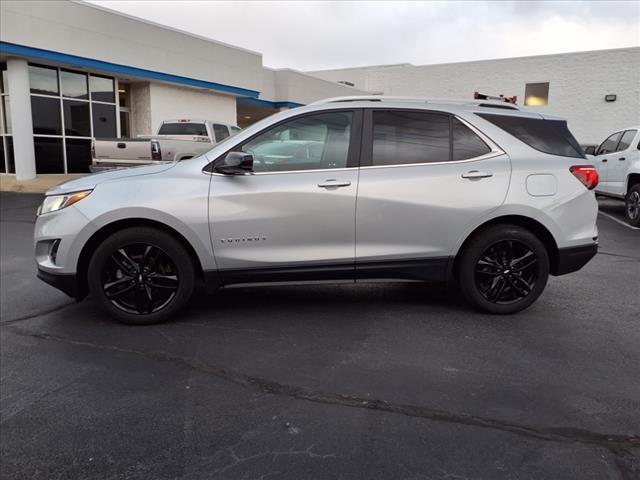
[[0, 41, 260, 98]]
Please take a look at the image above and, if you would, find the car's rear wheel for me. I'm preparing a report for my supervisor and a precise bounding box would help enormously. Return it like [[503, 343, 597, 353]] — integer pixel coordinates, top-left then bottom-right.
[[457, 225, 549, 314], [624, 184, 640, 227], [88, 227, 195, 325]]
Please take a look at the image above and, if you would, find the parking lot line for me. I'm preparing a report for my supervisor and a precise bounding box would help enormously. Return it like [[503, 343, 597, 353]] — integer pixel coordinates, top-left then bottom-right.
[[598, 211, 640, 230]]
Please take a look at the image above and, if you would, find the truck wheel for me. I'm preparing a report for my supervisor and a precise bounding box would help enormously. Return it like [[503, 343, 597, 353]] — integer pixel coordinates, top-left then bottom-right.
[[88, 227, 195, 325], [457, 225, 549, 314], [624, 184, 640, 227]]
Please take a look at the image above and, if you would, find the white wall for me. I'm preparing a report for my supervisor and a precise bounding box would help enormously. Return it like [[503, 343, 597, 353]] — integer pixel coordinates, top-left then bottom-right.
[[0, 0, 367, 107], [310, 48, 640, 144], [1, 0, 264, 94], [271, 69, 364, 105], [130, 82, 151, 137], [148, 83, 237, 134]]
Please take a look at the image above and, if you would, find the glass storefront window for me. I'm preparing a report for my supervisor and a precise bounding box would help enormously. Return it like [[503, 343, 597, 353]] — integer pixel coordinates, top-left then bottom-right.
[[6, 137, 15, 173], [90, 75, 115, 103], [0, 137, 5, 173], [65, 138, 92, 173], [31, 96, 62, 135], [92, 103, 116, 137], [1, 63, 7, 94], [29, 65, 59, 96], [34, 137, 64, 173], [63, 100, 91, 137], [3, 97, 11, 134], [120, 111, 130, 137], [25, 64, 118, 173], [61, 70, 88, 99]]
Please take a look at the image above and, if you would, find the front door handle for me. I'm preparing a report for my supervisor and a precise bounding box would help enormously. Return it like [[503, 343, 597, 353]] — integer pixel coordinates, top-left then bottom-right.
[[318, 179, 351, 188], [619, 157, 626, 161], [461, 170, 493, 179]]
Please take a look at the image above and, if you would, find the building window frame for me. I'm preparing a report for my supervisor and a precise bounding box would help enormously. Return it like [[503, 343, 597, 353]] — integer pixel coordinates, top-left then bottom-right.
[[524, 82, 550, 107], [28, 63, 118, 174], [1, 62, 12, 174]]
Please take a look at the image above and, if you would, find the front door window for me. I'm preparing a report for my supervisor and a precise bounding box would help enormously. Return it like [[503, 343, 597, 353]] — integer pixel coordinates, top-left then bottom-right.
[[241, 111, 353, 172]]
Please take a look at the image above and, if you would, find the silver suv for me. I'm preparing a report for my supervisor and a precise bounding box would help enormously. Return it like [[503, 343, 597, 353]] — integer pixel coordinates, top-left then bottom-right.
[[34, 96, 599, 324]]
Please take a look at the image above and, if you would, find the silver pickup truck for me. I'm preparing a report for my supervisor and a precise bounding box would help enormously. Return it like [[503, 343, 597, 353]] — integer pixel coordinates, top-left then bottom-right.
[[91, 119, 240, 171]]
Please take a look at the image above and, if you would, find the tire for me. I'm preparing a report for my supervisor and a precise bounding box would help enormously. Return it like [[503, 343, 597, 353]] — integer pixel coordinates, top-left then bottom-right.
[[88, 227, 195, 325], [456, 224, 550, 314], [624, 184, 640, 227]]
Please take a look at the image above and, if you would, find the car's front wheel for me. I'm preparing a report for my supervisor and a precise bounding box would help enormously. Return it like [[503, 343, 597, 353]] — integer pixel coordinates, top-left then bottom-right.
[[624, 184, 640, 227], [457, 225, 549, 314], [88, 227, 195, 325]]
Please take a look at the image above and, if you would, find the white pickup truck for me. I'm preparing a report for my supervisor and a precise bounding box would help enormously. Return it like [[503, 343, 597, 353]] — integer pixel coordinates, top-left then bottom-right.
[[590, 126, 640, 227], [91, 119, 240, 172]]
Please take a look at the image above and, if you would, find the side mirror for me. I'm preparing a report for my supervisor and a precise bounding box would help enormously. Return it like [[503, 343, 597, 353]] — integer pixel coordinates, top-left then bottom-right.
[[215, 152, 253, 175]]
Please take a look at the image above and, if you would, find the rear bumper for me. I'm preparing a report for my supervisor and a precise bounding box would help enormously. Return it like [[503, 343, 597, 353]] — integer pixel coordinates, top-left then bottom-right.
[[37, 268, 82, 300], [553, 244, 598, 276]]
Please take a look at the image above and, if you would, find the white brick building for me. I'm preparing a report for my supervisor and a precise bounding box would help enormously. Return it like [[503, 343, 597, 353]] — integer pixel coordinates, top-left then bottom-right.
[[309, 48, 640, 144]]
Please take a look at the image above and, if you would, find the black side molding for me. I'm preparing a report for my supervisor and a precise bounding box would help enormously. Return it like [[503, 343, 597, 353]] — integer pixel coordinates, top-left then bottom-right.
[[552, 244, 598, 276], [37, 269, 83, 300], [212, 257, 452, 287]]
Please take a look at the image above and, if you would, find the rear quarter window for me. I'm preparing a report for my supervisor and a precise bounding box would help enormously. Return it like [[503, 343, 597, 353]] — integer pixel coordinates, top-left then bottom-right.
[[452, 118, 491, 160], [213, 124, 230, 142], [158, 123, 208, 136], [477, 113, 584, 158]]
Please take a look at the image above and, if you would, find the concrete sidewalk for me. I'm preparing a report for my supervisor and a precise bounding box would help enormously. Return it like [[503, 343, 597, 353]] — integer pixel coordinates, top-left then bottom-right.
[[0, 175, 84, 193]]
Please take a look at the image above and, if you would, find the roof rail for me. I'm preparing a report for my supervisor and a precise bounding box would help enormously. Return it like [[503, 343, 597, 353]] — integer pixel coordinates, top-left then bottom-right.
[[310, 95, 524, 110], [310, 95, 426, 105]]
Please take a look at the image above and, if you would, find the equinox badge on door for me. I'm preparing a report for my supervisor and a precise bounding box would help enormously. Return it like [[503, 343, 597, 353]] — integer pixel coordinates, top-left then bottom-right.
[[220, 236, 267, 244]]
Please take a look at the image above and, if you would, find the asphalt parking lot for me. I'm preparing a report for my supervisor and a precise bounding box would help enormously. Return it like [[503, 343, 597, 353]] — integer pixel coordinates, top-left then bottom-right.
[[1, 192, 638, 480]]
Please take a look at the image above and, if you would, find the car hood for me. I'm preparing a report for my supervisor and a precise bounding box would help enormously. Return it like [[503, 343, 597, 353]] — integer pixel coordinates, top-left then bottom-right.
[[46, 163, 177, 195]]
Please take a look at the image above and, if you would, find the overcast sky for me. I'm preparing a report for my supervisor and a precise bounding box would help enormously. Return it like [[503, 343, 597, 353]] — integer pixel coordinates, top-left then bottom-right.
[[89, 1, 640, 71]]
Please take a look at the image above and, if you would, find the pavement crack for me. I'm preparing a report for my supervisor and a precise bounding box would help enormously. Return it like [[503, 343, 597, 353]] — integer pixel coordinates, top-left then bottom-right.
[[6, 324, 640, 452], [598, 251, 640, 261], [0, 302, 75, 326]]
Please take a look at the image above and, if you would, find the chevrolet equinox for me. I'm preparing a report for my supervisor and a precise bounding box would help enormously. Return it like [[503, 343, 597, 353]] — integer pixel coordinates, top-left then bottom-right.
[[34, 96, 599, 324]]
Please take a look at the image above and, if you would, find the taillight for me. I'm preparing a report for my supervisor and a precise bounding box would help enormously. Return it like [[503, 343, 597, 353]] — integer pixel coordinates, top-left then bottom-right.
[[151, 140, 162, 160], [570, 165, 599, 190]]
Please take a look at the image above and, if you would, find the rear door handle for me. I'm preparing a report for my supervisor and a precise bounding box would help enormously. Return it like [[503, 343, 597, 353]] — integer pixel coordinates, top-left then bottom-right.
[[461, 170, 493, 179], [602, 158, 608, 162], [318, 179, 351, 188]]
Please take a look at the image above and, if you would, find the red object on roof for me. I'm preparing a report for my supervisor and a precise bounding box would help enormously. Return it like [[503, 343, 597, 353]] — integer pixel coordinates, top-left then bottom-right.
[[474, 91, 518, 104]]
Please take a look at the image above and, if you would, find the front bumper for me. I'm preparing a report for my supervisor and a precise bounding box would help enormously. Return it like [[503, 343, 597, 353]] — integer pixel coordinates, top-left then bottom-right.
[[553, 243, 598, 276], [37, 268, 82, 299]]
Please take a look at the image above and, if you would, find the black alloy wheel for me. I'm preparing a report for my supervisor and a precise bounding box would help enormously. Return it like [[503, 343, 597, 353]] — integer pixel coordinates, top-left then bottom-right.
[[88, 227, 195, 325], [457, 224, 550, 314], [102, 243, 179, 314], [474, 240, 538, 305]]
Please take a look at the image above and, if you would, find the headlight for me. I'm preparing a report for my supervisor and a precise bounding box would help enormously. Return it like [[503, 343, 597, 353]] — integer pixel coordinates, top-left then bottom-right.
[[37, 190, 92, 216]]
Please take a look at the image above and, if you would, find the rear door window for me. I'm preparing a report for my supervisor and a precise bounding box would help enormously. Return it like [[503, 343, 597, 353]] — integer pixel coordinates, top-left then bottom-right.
[[371, 110, 450, 166], [158, 122, 207, 136], [477, 113, 584, 158], [213, 124, 230, 142], [452, 118, 491, 160], [617, 130, 637, 151]]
